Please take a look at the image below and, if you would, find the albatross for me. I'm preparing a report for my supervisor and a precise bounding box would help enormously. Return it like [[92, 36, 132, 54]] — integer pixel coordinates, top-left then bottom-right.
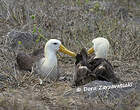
[[72, 37, 120, 86], [16, 39, 76, 81]]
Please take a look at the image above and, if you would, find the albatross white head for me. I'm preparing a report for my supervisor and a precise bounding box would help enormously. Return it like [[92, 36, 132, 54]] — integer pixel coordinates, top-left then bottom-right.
[[38, 39, 76, 80], [88, 37, 109, 58], [44, 39, 76, 58]]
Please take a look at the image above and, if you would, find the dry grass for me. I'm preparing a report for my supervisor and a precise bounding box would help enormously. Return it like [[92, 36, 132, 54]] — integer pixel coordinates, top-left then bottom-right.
[[0, 0, 140, 110]]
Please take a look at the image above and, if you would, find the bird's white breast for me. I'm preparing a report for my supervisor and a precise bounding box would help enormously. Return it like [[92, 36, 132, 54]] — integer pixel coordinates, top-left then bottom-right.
[[36, 54, 59, 81]]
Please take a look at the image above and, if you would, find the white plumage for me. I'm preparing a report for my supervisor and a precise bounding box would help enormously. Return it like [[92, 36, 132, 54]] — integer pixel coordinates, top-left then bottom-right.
[[16, 39, 76, 81], [35, 39, 76, 81]]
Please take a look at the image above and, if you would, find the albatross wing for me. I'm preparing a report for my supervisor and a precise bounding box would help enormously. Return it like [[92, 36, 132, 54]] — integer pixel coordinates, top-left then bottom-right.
[[73, 48, 120, 87]]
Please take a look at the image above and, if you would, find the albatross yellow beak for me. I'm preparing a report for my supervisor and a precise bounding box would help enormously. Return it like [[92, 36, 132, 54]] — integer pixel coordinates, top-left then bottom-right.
[[59, 44, 76, 57], [88, 47, 94, 54]]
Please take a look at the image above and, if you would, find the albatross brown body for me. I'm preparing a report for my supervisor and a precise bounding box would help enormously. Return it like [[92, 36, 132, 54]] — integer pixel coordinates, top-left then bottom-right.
[[72, 48, 120, 87], [16, 48, 44, 72]]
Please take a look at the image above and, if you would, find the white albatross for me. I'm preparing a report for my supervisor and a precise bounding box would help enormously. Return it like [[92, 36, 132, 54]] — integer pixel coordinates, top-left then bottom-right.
[[88, 37, 110, 58], [16, 39, 76, 81]]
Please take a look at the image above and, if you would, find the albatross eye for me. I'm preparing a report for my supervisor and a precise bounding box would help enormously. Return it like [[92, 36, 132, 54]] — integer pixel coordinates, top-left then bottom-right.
[[53, 43, 58, 45]]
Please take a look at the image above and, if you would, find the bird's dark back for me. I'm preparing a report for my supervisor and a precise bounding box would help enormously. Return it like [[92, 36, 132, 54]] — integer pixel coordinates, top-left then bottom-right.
[[75, 48, 120, 84], [16, 53, 34, 71], [75, 48, 88, 66], [88, 58, 120, 83]]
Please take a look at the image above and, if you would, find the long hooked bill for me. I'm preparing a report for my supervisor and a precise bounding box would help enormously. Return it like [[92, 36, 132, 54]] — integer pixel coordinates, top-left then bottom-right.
[[87, 47, 94, 54], [59, 44, 76, 57]]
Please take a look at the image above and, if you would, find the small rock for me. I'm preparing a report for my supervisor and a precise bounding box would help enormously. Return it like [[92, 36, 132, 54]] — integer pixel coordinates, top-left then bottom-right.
[[59, 76, 66, 81], [83, 80, 132, 100], [71, 80, 140, 106], [7, 31, 38, 50]]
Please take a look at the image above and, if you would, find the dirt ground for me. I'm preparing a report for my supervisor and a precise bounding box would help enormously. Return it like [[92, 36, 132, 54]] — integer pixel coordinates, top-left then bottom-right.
[[0, 0, 140, 110]]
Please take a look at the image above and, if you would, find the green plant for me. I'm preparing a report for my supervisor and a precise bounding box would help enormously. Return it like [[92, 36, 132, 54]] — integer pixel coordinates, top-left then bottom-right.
[[31, 15, 48, 43]]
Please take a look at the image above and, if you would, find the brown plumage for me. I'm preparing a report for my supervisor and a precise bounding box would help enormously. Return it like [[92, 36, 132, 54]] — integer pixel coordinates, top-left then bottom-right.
[[72, 48, 120, 87], [16, 48, 44, 72]]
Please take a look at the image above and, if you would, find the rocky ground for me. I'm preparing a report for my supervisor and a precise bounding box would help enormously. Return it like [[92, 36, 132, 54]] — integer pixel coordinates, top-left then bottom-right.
[[0, 0, 140, 110]]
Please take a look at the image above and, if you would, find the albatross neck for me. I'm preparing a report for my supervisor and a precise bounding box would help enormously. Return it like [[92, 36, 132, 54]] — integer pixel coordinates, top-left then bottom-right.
[[94, 52, 107, 59], [44, 48, 57, 62]]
